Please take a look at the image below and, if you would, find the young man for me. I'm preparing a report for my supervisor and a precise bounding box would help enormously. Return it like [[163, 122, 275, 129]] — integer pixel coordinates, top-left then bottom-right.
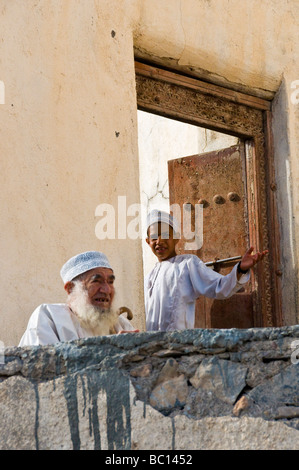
[[145, 209, 268, 332]]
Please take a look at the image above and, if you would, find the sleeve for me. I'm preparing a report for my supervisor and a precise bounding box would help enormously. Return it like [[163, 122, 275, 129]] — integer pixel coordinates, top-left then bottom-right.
[[18, 305, 60, 346], [113, 314, 137, 333], [188, 256, 250, 300]]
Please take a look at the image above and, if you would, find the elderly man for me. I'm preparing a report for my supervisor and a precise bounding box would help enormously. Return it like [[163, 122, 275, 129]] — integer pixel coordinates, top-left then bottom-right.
[[19, 251, 138, 346], [145, 209, 268, 332]]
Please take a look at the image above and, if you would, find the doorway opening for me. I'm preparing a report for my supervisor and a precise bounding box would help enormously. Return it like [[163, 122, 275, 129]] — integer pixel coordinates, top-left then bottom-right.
[[138, 110, 253, 328], [135, 61, 282, 329]]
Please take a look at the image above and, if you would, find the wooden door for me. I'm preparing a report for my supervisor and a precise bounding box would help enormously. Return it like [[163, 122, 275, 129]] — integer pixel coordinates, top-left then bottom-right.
[[168, 144, 254, 329]]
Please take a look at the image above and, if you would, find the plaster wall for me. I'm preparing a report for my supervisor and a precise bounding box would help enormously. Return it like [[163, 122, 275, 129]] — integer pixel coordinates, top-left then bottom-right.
[[135, 0, 299, 97], [0, 0, 299, 346]]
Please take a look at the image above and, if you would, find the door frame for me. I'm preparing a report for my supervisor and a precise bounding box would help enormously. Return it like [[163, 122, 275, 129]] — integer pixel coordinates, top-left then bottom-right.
[[135, 60, 282, 328]]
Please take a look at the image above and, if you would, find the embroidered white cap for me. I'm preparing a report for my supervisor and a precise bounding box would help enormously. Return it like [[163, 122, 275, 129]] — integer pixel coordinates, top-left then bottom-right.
[[146, 209, 180, 236], [60, 251, 113, 284]]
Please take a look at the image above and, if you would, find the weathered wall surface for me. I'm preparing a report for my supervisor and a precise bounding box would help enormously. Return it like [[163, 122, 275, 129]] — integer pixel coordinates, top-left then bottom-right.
[[1, 327, 299, 450], [134, 0, 299, 96], [1, 0, 299, 345]]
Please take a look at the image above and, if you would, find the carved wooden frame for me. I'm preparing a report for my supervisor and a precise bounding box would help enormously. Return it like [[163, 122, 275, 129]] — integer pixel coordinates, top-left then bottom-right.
[[135, 61, 282, 327]]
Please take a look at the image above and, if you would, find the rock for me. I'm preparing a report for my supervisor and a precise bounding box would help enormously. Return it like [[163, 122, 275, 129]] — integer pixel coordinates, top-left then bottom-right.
[[123, 355, 144, 363], [274, 406, 299, 419], [152, 349, 182, 357], [130, 363, 152, 378], [0, 358, 22, 377], [149, 375, 189, 411], [190, 357, 248, 404], [233, 396, 250, 417], [248, 364, 299, 416], [246, 360, 288, 388], [184, 387, 232, 418], [177, 355, 204, 379], [155, 358, 180, 386]]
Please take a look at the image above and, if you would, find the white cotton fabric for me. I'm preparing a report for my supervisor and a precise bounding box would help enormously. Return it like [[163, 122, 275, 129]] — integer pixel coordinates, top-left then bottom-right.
[[18, 304, 135, 346], [146, 209, 180, 236], [144, 254, 250, 332]]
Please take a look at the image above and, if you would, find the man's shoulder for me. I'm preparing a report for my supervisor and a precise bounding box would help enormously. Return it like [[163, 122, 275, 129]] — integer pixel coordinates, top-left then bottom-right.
[[24, 304, 69, 331], [173, 254, 203, 264], [34, 303, 68, 311], [145, 255, 202, 272], [172, 255, 206, 274], [31, 303, 69, 318]]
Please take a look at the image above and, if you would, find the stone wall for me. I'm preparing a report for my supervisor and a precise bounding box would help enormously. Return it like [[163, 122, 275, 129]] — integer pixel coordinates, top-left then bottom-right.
[[1, 326, 299, 450]]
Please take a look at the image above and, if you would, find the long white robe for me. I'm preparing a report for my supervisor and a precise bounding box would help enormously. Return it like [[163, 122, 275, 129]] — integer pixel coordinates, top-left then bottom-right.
[[144, 254, 250, 332], [18, 303, 136, 346]]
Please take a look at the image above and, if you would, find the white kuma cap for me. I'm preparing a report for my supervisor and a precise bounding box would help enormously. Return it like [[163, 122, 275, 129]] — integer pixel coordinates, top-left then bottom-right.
[[60, 251, 113, 284], [146, 209, 180, 236]]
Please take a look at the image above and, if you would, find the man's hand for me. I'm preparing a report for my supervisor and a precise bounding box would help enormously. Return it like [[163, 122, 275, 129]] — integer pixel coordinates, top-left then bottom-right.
[[240, 246, 269, 272]]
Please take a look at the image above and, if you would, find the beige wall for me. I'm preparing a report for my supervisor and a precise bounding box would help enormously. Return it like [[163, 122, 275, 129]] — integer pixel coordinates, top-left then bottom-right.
[[0, 0, 143, 345], [0, 0, 298, 345], [135, 0, 299, 97]]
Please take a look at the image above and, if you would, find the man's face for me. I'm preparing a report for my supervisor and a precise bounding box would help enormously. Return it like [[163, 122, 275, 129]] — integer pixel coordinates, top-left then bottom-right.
[[80, 267, 115, 309], [146, 222, 179, 262]]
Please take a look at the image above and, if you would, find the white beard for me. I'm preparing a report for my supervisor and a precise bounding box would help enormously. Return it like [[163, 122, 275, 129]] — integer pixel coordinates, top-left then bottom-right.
[[67, 281, 119, 336]]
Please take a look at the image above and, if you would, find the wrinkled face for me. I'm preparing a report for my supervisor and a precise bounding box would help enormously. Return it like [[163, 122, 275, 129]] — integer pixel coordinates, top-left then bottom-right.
[[146, 222, 179, 262], [79, 267, 115, 309]]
